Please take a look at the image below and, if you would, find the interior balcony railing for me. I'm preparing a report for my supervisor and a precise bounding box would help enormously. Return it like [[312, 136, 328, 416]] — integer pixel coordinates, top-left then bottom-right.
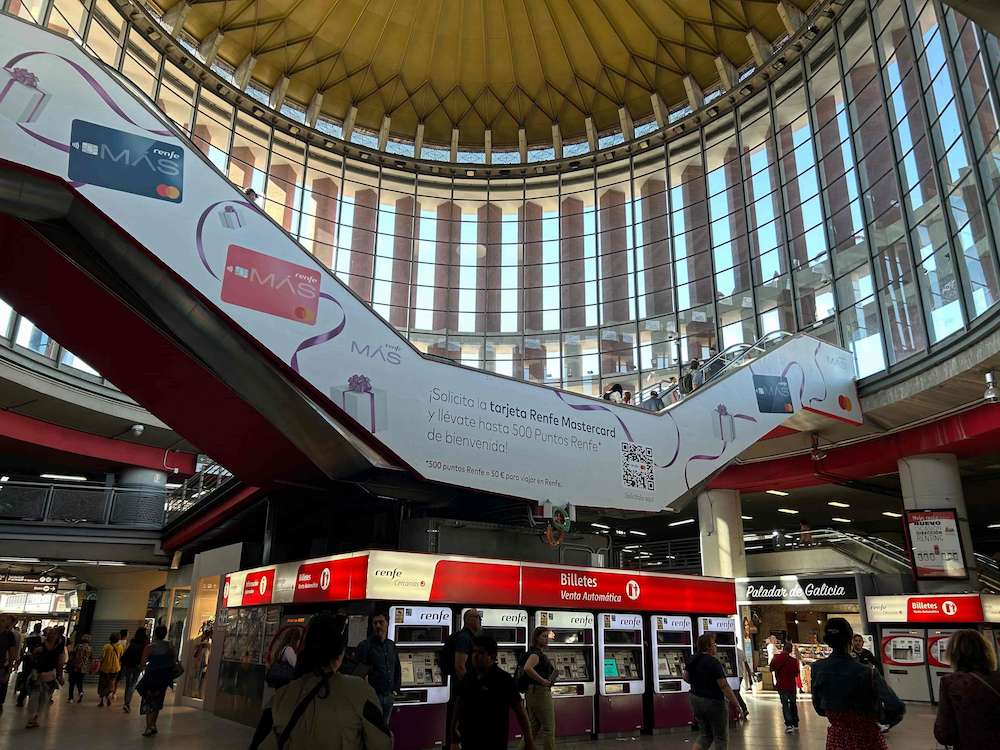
[[164, 460, 234, 523], [0, 478, 166, 528]]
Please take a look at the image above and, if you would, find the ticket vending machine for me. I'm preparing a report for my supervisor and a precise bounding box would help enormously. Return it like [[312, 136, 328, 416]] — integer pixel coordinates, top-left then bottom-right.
[[595, 613, 645, 734], [698, 616, 740, 689], [464, 607, 529, 742], [881, 628, 931, 702], [535, 610, 596, 739], [928, 628, 957, 703], [389, 605, 452, 750], [649, 615, 694, 730]]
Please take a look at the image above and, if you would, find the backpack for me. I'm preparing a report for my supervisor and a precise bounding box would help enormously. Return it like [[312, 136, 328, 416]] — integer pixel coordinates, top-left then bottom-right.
[[121, 641, 144, 669], [265, 649, 296, 689], [69, 645, 89, 672], [514, 650, 533, 693], [681, 373, 693, 393]]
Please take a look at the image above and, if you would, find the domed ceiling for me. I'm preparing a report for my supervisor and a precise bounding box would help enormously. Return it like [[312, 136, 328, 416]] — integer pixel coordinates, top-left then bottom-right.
[[156, 0, 814, 149]]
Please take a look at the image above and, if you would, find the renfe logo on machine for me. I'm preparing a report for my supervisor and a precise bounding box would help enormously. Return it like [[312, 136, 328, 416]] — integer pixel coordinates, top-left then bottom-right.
[[866, 594, 985, 623]]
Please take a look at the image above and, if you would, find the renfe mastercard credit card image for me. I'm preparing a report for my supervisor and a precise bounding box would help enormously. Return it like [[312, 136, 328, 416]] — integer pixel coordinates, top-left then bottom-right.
[[68, 120, 183, 202], [221, 244, 321, 325], [752, 374, 794, 414]]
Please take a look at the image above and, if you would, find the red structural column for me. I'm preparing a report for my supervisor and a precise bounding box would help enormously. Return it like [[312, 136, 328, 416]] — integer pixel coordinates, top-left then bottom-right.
[[520, 202, 544, 334], [267, 162, 299, 234], [389, 196, 417, 330], [560, 197, 586, 331], [639, 178, 673, 317], [478, 203, 502, 334], [348, 188, 377, 303], [309, 177, 339, 270], [680, 165, 714, 360]]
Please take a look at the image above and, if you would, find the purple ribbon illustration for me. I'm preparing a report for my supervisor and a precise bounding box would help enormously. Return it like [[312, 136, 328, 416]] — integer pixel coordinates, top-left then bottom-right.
[[290, 292, 345, 372], [4, 51, 174, 187], [683, 403, 757, 489]]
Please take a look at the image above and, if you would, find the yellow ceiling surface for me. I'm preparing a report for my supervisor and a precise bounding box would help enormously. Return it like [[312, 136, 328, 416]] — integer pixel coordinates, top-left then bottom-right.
[[159, 0, 813, 149]]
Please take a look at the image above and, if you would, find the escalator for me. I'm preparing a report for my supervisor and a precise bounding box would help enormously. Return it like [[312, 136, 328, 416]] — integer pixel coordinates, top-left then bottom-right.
[[0, 17, 861, 512]]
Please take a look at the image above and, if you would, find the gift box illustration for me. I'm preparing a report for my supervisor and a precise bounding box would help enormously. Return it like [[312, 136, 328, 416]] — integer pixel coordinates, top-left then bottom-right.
[[333, 374, 387, 433], [219, 205, 244, 229], [0, 66, 48, 124], [711, 404, 736, 442]]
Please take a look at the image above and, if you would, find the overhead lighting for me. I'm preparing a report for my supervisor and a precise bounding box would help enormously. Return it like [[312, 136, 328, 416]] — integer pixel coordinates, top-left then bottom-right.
[[40, 474, 87, 482], [0, 475, 8, 482], [0, 556, 41, 563], [745, 545, 764, 551], [988, 523, 1000, 529], [832, 517, 852, 524], [614, 529, 627, 536], [646, 562, 663, 566], [778, 508, 799, 515], [829, 501, 851, 508], [67, 560, 126, 566], [883, 511, 902, 518], [629, 530, 647, 536], [766, 489, 789, 497], [165, 483, 181, 490], [741, 515, 753, 520], [591, 523, 610, 530], [622, 545, 640, 551], [668, 518, 696, 527]]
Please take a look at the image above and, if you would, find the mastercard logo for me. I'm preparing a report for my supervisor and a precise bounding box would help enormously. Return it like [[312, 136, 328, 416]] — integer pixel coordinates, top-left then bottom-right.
[[156, 184, 181, 199], [294, 306, 315, 322], [838, 394, 852, 411]]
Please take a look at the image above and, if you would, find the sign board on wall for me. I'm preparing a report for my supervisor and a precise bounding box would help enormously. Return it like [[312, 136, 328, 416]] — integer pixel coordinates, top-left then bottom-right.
[[0, 18, 864, 515], [905, 509, 967, 579], [736, 575, 858, 604], [866, 594, 984, 623]]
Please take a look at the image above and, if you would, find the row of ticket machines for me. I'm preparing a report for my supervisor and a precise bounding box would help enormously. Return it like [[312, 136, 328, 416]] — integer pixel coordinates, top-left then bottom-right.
[[380, 605, 740, 749], [880, 626, 1000, 703]]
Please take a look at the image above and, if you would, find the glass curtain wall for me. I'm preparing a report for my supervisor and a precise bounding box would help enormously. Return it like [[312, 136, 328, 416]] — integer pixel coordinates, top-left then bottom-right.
[[3, 0, 1000, 395]]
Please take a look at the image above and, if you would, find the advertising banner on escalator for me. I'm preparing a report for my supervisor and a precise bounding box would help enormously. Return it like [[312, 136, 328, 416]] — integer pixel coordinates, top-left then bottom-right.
[[0, 17, 863, 512]]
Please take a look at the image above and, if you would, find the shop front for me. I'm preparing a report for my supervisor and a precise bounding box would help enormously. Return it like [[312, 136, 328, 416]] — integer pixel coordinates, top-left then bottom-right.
[[0, 572, 81, 635], [737, 573, 869, 693]]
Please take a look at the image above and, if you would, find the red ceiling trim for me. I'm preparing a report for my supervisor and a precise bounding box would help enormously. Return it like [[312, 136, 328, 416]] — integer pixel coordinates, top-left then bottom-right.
[[710, 403, 1000, 492], [0, 409, 197, 475]]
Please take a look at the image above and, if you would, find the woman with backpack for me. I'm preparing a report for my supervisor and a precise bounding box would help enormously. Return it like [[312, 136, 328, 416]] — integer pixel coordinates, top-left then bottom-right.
[[120, 627, 148, 713], [519, 627, 557, 750], [138, 625, 179, 737], [66, 633, 92, 703]]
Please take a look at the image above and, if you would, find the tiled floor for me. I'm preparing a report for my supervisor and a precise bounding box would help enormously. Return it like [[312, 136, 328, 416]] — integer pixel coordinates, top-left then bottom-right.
[[0, 685, 945, 748]]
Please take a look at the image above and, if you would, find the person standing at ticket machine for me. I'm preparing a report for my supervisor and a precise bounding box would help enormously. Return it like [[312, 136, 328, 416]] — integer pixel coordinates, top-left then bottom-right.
[[684, 634, 743, 750], [355, 613, 401, 724], [443, 609, 482, 749], [519, 626, 557, 750]]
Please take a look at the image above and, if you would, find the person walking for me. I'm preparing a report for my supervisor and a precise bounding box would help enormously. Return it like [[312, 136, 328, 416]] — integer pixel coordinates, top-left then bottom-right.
[[444, 608, 481, 749], [519, 626, 556, 750], [66, 633, 93, 703], [452, 635, 534, 750], [355, 612, 401, 724], [255, 613, 391, 750], [24, 626, 66, 729], [120, 627, 148, 712], [97, 632, 122, 707], [934, 629, 1000, 749], [15, 622, 42, 707], [684, 634, 743, 750], [0, 614, 18, 713], [851, 634, 882, 675], [111, 628, 128, 701], [138, 624, 178, 737], [642, 390, 665, 411], [811, 618, 904, 750], [770, 641, 800, 733]]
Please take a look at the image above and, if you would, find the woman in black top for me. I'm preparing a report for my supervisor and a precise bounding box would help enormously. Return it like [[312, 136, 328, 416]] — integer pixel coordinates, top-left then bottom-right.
[[521, 627, 556, 750], [25, 628, 65, 729], [683, 634, 742, 749]]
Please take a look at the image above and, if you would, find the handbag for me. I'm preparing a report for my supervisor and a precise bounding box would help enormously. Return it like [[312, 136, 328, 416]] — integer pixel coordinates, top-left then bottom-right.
[[266, 658, 296, 689], [871, 667, 905, 728]]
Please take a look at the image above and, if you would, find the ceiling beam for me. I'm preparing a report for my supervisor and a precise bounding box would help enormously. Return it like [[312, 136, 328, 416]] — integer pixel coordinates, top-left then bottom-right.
[[714, 55, 737, 91], [233, 54, 256, 91], [268, 76, 290, 111], [160, 1, 190, 35], [585, 117, 597, 152], [745, 29, 772, 68], [196, 28, 224, 67], [484, 129, 492, 165], [450, 128, 459, 162], [551, 123, 562, 160], [618, 107, 634, 141], [305, 92, 323, 128], [342, 105, 358, 142], [518, 128, 527, 164], [414, 122, 425, 159], [776, 0, 807, 36], [682, 74, 704, 111], [377, 116, 391, 151], [650, 93, 667, 128]]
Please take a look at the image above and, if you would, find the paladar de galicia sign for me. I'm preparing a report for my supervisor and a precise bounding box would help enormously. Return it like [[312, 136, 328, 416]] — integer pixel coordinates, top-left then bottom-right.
[[737, 575, 858, 604]]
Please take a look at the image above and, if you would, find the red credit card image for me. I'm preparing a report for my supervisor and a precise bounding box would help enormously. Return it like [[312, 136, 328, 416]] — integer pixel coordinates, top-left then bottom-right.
[[221, 244, 321, 325]]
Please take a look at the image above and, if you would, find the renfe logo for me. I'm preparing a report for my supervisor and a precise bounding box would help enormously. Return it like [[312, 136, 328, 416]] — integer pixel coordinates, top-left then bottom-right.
[[419, 611, 448, 622], [374, 569, 402, 580], [221, 245, 321, 324]]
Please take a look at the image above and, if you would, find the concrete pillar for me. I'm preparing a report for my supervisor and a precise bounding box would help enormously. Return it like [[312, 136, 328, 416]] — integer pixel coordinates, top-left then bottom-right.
[[698, 489, 746, 579], [682, 75, 704, 110], [114, 468, 169, 526], [197, 29, 224, 67], [551, 123, 562, 159], [268, 75, 290, 110], [414, 122, 424, 158], [305, 92, 323, 127], [650, 94, 667, 128], [342, 105, 358, 142], [745, 30, 771, 67], [585, 117, 597, 152], [898, 454, 978, 591], [518, 128, 527, 163], [618, 107, 634, 141], [233, 54, 256, 91], [116, 467, 168, 488]]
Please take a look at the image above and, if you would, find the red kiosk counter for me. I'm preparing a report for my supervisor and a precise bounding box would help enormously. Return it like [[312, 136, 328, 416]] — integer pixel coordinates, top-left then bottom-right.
[[216, 550, 737, 747]]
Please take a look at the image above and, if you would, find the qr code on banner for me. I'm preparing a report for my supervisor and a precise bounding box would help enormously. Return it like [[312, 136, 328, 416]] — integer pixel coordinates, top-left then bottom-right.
[[621, 442, 654, 491]]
